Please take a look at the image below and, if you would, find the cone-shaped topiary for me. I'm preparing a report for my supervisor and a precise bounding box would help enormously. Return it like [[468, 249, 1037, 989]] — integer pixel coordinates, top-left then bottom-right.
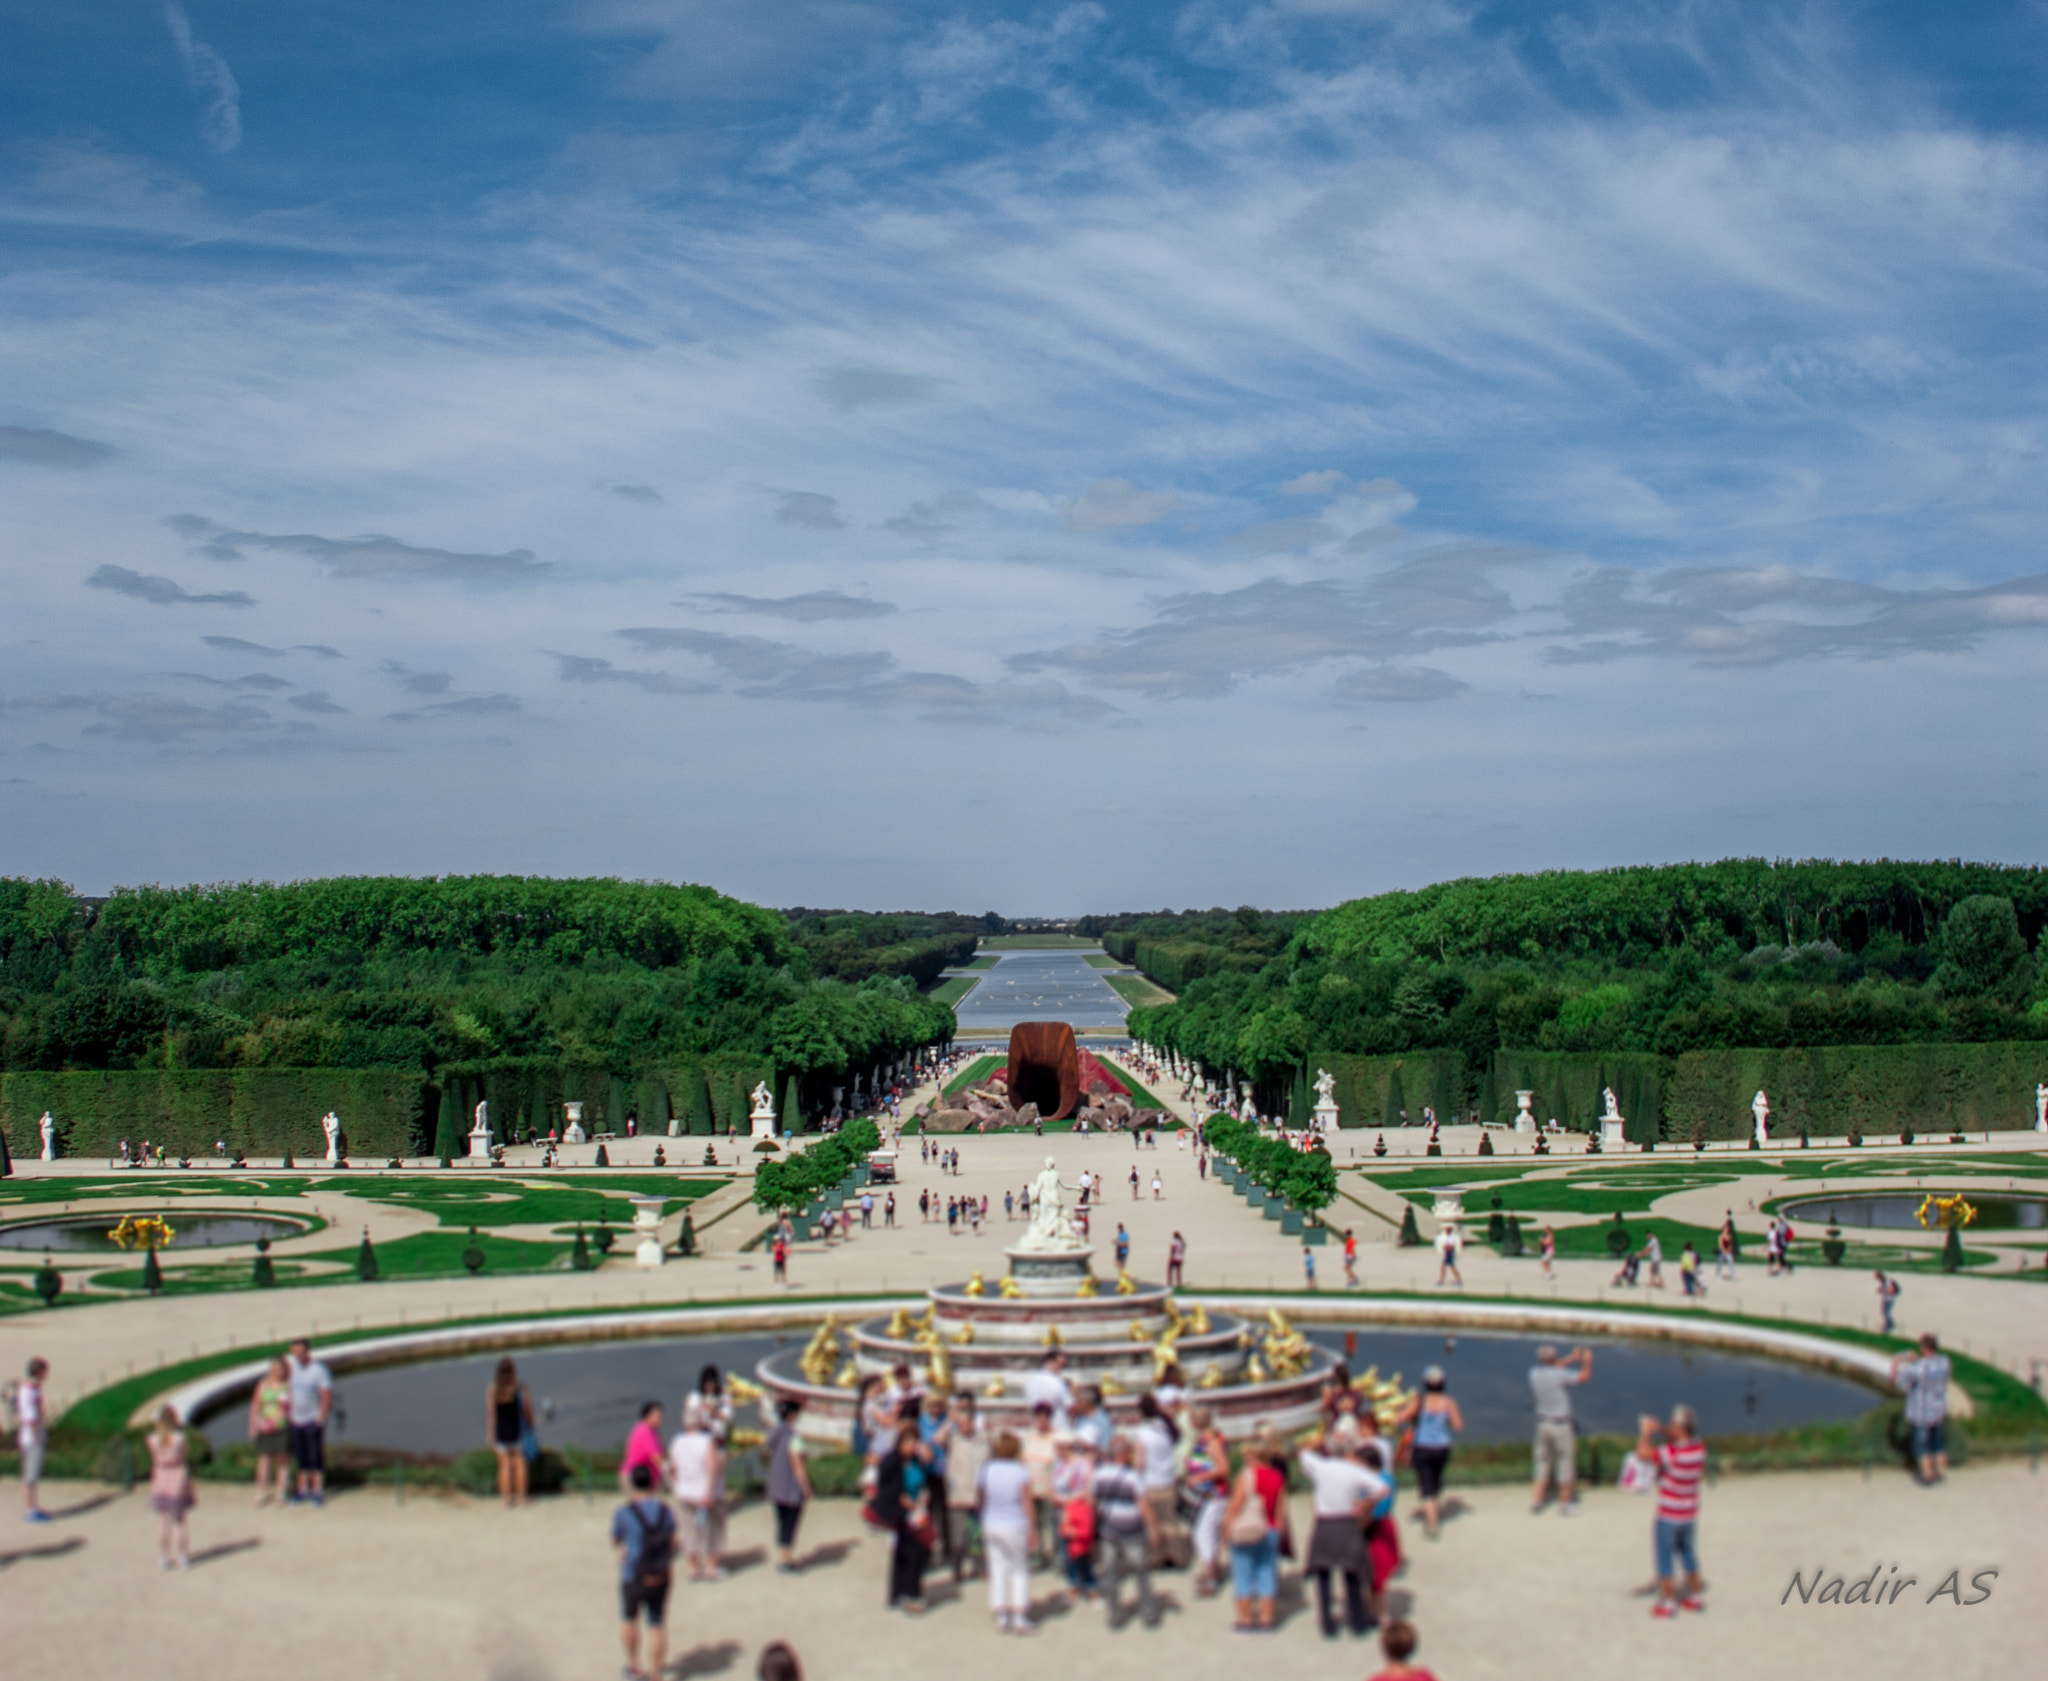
[[1941, 1222, 1965, 1273], [434, 1084, 461, 1169], [1487, 1200, 1506, 1245], [594, 1217, 615, 1255], [782, 1073, 802, 1137], [1604, 1210, 1631, 1256], [33, 1249, 61, 1306], [677, 1210, 697, 1257], [571, 1225, 593, 1271], [462, 1227, 486, 1274], [1398, 1205, 1422, 1247], [141, 1245, 164, 1295], [356, 1229, 380, 1281], [252, 1236, 276, 1288], [593, 1143, 610, 1168], [0, 1120, 13, 1178], [1503, 1214, 1525, 1257], [1478, 1133, 1494, 1156]]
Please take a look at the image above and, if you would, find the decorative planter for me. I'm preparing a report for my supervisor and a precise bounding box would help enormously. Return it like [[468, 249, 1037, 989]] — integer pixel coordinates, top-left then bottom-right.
[[1247, 1185, 1267, 1208], [1302, 1222, 1329, 1247], [1280, 1208, 1304, 1235], [1263, 1198, 1285, 1222]]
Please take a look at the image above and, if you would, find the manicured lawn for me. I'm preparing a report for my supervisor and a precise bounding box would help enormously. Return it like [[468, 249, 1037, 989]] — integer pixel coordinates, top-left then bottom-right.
[[964, 954, 1000, 970], [1104, 973, 1174, 1008], [977, 934, 1101, 948], [926, 975, 980, 1007], [943, 1055, 1005, 1095], [1092, 1057, 1163, 1108], [317, 1175, 721, 1228], [90, 1229, 567, 1293], [1083, 953, 1121, 968]]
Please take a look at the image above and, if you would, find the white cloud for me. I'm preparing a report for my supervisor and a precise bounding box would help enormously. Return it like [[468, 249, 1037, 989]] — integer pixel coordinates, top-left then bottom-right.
[[1059, 479, 1181, 531], [164, 4, 243, 154]]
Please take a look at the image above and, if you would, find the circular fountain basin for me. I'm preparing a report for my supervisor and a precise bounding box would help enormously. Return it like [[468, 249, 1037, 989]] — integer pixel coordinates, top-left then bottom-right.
[[1779, 1191, 2047, 1231], [0, 1210, 314, 1252]]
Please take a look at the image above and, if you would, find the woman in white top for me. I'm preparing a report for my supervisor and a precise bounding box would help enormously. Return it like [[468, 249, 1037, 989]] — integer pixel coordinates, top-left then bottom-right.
[[1132, 1393, 1186, 1567], [976, 1430, 1037, 1634], [667, 1402, 725, 1581]]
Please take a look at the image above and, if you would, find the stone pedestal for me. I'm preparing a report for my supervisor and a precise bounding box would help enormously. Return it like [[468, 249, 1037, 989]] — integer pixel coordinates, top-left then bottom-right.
[[1430, 1188, 1466, 1220], [563, 1101, 587, 1145], [1003, 1244, 1096, 1298], [1514, 1090, 1536, 1134], [631, 1194, 666, 1269], [466, 1124, 493, 1162], [1600, 1117, 1626, 1148]]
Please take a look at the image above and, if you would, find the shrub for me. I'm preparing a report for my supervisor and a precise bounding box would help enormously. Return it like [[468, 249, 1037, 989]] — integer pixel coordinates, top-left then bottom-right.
[[356, 1231, 379, 1282], [1604, 1212, 1631, 1257], [1398, 1206, 1423, 1247]]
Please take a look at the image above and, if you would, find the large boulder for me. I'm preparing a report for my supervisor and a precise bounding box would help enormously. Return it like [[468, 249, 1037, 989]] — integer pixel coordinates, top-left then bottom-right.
[[1013, 1101, 1040, 1128], [924, 1108, 977, 1134]]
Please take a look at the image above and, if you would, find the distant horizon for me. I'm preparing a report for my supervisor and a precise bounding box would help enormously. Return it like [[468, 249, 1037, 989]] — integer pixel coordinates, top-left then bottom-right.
[[19, 849, 2046, 923]]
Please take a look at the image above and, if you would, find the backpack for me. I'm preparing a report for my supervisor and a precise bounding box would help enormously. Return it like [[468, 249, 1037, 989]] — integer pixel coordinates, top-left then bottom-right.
[[627, 1501, 676, 1589]]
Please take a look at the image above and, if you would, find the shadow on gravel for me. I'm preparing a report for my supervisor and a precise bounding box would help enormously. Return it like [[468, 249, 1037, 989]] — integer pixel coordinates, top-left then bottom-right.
[[0, 1536, 85, 1570], [667, 1639, 742, 1679], [189, 1537, 263, 1567]]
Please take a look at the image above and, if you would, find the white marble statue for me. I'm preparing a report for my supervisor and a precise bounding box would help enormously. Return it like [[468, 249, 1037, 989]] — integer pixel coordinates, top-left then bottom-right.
[[1016, 1156, 1084, 1252], [321, 1110, 342, 1163], [467, 1101, 494, 1162], [562, 1100, 587, 1144], [1602, 1087, 1622, 1122], [1313, 1068, 1337, 1108], [39, 1110, 56, 1161], [2036, 1082, 2047, 1132], [1514, 1090, 1536, 1134], [749, 1079, 777, 1140], [1751, 1089, 1771, 1146]]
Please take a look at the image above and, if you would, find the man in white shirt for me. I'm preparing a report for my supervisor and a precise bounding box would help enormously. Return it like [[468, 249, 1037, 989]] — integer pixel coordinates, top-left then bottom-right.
[[1021, 1350, 1072, 1431], [1299, 1436, 1389, 1636], [286, 1338, 334, 1506]]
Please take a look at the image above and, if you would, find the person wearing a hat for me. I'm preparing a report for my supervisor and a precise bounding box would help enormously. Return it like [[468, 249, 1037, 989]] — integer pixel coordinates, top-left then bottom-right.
[[1396, 1367, 1462, 1541]]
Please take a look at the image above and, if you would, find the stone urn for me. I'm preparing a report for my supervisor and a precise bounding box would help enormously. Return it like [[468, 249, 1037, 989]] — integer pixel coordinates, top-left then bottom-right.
[[630, 1194, 666, 1269]]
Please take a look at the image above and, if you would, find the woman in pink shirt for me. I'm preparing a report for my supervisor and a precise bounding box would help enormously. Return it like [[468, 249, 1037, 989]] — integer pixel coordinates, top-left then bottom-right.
[[620, 1400, 666, 1493]]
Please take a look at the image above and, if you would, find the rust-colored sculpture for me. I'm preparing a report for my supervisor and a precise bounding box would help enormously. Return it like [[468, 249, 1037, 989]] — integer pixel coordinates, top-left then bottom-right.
[[1006, 1021, 1080, 1120]]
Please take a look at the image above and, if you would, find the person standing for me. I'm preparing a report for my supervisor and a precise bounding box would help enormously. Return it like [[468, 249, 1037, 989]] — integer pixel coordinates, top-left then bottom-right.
[[942, 1393, 989, 1582], [1434, 1223, 1462, 1287], [1022, 1350, 1073, 1430], [487, 1357, 536, 1508], [884, 1192, 896, 1228], [1167, 1231, 1186, 1288], [1093, 1436, 1161, 1630], [1151, 1172, 1164, 1200], [1528, 1345, 1592, 1513], [876, 1418, 935, 1613], [246, 1356, 292, 1507], [1400, 1367, 1462, 1540], [147, 1404, 195, 1569], [16, 1356, 51, 1523], [1129, 1165, 1141, 1200], [1538, 1226, 1556, 1278], [1298, 1427, 1386, 1639], [976, 1429, 1036, 1635], [613, 1463, 677, 1681], [1114, 1224, 1131, 1271], [1715, 1213, 1738, 1280], [1069, 1384, 1113, 1455], [1678, 1242, 1702, 1298], [1643, 1231, 1664, 1288], [1221, 1428, 1287, 1634], [1890, 1333, 1951, 1484], [1638, 1404, 1707, 1619], [1343, 1229, 1360, 1288], [859, 1190, 874, 1229], [286, 1338, 333, 1506], [1183, 1406, 1231, 1598], [1303, 1244, 1318, 1290], [1875, 1271, 1901, 1335], [670, 1398, 726, 1580], [620, 1400, 665, 1493], [765, 1398, 812, 1573], [1132, 1393, 1185, 1568], [772, 1229, 789, 1284]]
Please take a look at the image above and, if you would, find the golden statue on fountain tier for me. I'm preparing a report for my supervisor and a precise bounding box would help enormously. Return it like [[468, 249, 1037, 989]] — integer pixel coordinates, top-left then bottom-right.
[[884, 1305, 916, 1339], [799, 1315, 845, 1385], [999, 1275, 1024, 1299], [964, 1271, 985, 1297], [1183, 1302, 1210, 1336], [1261, 1308, 1313, 1379]]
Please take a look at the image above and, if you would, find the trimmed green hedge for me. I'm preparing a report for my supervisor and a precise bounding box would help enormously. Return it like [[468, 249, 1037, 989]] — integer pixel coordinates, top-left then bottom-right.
[[0, 1068, 425, 1159], [1312, 1052, 1469, 1129], [1664, 1042, 2043, 1140], [434, 1053, 778, 1142], [1312, 1043, 2046, 1141]]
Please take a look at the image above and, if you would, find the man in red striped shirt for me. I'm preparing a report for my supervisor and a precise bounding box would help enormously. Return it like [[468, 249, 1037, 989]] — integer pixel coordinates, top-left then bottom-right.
[[1637, 1404, 1707, 1619]]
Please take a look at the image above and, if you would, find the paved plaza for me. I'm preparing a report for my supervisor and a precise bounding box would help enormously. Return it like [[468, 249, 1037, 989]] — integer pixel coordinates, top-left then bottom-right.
[[3, 1058, 2046, 1681]]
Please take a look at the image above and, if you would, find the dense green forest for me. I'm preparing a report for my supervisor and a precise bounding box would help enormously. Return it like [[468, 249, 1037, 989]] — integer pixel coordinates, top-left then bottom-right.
[[0, 877, 954, 1088], [1124, 862, 2048, 1108]]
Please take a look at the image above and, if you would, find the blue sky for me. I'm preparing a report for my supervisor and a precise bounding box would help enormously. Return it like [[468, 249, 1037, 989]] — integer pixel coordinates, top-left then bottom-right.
[[3, 1, 2045, 911]]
